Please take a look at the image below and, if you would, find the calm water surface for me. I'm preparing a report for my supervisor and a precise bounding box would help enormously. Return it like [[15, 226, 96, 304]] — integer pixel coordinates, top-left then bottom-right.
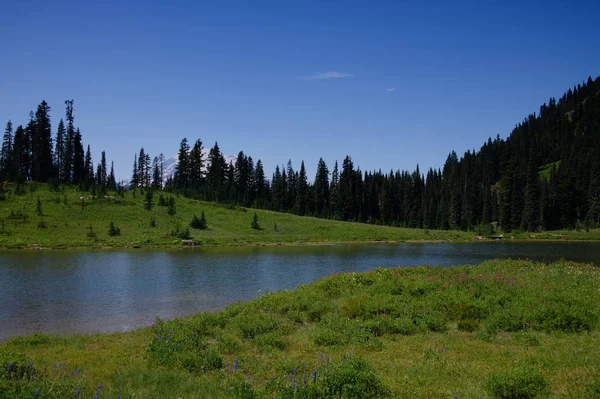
[[1, 242, 599, 341]]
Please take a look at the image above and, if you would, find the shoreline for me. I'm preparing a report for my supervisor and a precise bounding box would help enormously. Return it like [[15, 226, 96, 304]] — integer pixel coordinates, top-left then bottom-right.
[[1, 235, 599, 251]]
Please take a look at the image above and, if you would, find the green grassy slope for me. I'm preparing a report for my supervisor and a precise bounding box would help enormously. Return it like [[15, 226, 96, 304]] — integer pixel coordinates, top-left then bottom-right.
[[0, 184, 475, 249], [1, 260, 599, 398], [0, 183, 598, 249]]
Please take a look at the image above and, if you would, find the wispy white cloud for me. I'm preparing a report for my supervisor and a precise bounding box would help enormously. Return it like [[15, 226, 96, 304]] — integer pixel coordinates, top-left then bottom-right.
[[385, 88, 396, 92], [302, 71, 354, 80]]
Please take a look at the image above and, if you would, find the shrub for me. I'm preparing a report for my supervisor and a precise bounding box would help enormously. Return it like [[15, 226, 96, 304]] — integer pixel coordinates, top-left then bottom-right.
[[485, 366, 548, 399], [144, 190, 154, 210], [281, 356, 387, 398], [251, 212, 261, 230], [108, 220, 121, 236], [458, 319, 479, 332], [171, 224, 191, 240], [167, 196, 176, 215], [179, 349, 223, 373], [36, 197, 43, 216], [233, 312, 279, 339], [87, 225, 96, 238], [190, 211, 208, 230]]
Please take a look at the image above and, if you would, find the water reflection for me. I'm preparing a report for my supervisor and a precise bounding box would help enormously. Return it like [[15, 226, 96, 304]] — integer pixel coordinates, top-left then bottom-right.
[[1, 242, 599, 340]]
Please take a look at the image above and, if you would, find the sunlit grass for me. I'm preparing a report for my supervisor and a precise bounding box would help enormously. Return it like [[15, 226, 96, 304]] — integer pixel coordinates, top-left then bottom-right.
[[2, 260, 599, 398]]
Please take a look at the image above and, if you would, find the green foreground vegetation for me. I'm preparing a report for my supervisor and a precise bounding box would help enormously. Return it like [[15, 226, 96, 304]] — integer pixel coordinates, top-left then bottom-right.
[[0, 184, 599, 249], [2, 260, 600, 398]]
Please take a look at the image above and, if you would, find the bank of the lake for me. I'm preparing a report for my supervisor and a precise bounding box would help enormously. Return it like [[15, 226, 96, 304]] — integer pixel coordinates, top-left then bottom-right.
[[1, 185, 599, 250], [1, 259, 599, 398], [3, 242, 600, 341]]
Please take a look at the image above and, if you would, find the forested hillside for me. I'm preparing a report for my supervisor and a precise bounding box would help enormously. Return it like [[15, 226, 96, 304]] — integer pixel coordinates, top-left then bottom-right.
[[2, 76, 599, 233], [165, 76, 600, 232]]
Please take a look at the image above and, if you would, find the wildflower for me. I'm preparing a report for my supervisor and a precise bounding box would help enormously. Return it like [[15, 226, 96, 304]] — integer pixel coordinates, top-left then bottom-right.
[[312, 369, 317, 383], [233, 358, 238, 371], [94, 382, 102, 399], [118, 392, 122, 399], [7, 363, 12, 371], [34, 389, 40, 398], [76, 387, 81, 397]]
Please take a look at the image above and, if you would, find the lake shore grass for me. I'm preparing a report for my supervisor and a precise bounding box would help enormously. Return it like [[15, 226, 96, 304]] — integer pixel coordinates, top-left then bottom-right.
[[0, 183, 598, 250], [1, 259, 599, 398]]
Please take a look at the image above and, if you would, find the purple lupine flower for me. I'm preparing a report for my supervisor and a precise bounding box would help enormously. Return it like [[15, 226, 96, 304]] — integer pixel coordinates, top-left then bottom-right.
[[312, 369, 317, 383], [326, 355, 329, 364], [7, 363, 12, 371], [76, 387, 81, 397], [233, 358, 238, 371], [53, 362, 57, 370], [71, 370, 76, 377], [118, 392, 122, 399], [94, 382, 102, 399], [34, 389, 40, 398], [303, 374, 307, 384]]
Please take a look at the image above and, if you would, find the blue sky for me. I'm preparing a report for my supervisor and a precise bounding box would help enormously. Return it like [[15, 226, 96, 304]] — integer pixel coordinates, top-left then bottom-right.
[[1, 0, 599, 180]]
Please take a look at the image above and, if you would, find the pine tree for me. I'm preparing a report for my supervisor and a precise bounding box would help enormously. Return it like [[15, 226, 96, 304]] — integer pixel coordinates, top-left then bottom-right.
[[84, 145, 94, 187], [206, 142, 227, 200], [330, 161, 339, 219], [131, 154, 139, 188], [32, 101, 53, 181], [54, 119, 65, 181], [1, 120, 14, 180], [296, 160, 308, 216], [63, 100, 75, 183], [144, 190, 154, 210], [152, 156, 161, 189], [174, 139, 190, 189], [251, 212, 261, 230], [254, 160, 266, 207], [72, 128, 85, 184], [108, 162, 116, 191], [314, 158, 329, 217], [100, 151, 108, 188], [12, 125, 26, 182], [588, 157, 600, 226], [189, 139, 204, 188], [137, 148, 147, 188], [523, 152, 541, 231]]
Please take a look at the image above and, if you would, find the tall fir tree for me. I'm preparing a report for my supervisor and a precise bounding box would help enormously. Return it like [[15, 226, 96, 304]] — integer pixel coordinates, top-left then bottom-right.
[[72, 128, 85, 184], [1, 120, 14, 180], [63, 100, 75, 183], [54, 119, 65, 181], [32, 101, 53, 181]]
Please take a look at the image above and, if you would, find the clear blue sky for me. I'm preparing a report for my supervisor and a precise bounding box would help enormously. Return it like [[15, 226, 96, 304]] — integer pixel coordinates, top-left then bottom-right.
[[1, 0, 599, 180]]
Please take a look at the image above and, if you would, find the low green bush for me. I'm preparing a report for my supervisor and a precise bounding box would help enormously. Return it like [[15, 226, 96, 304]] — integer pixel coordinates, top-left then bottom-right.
[[485, 366, 548, 399]]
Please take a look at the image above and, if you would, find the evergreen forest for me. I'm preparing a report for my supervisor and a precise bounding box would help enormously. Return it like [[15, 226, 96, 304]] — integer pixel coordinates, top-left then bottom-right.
[[2, 76, 600, 233]]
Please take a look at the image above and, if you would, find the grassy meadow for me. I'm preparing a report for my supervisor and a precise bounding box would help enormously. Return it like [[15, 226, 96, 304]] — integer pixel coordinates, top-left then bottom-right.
[[0, 183, 476, 249], [1, 259, 600, 398], [0, 182, 598, 249]]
